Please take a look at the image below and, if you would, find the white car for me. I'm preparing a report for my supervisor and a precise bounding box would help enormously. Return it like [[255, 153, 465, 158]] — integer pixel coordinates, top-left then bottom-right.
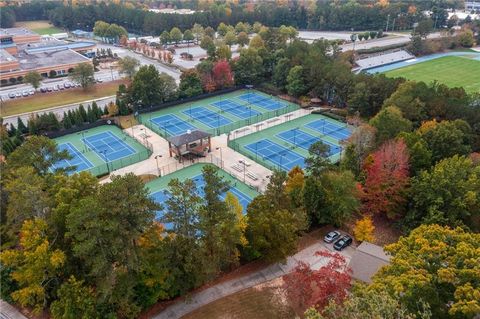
[[29, 89, 35, 95]]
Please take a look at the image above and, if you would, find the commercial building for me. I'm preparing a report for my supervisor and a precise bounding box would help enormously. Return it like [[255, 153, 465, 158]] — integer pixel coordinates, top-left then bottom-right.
[[0, 27, 95, 84], [466, 0, 480, 11]]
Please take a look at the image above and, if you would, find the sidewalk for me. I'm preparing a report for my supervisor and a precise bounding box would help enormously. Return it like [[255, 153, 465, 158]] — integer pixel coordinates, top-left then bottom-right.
[[0, 300, 28, 319], [152, 240, 354, 319]]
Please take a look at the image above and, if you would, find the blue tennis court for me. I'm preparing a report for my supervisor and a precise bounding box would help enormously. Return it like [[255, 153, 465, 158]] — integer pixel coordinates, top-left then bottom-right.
[[52, 142, 93, 173], [276, 129, 341, 156], [238, 92, 285, 110], [182, 106, 232, 128], [245, 138, 304, 171], [151, 114, 197, 136], [150, 174, 252, 230], [211, 99, 261, 119], [83, 132, 136, 162], [306, 119, 351, 140]]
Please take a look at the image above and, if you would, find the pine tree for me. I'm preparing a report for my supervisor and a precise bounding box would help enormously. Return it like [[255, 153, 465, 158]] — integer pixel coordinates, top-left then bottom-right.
[[78, 104, 88, 122], [62, 112, 72, 129], [86, 105, 94, 123], [17, 117, 27, 134], [91, 101, 102, 119], [28, 116, 38, 135], [103, 105, 109, 116], [8, 123, 17, 137], [73, 110, 84, 126]]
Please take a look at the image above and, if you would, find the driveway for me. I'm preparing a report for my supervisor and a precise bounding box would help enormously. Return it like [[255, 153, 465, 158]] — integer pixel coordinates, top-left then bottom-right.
[[152, 240, 355, 319]]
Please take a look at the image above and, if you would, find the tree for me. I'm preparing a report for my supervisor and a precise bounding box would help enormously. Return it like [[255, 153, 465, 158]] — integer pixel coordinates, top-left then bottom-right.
[[191, 23, 204, 43], [183, 29, 194, 46], [285, 166, 305, 208], [0, 219, 66, 314], [237, 31, 249, 47], [16, 117, 28, 134], [283, 251, 352, 314], [216, 44, 232, 60], [224, 31, 236, 47], [286, 65, 307, 97], [130, 65, 177, 108], [160, 31, 171, 46], [217, 22, 229, 37], [212, 60, 233, 89], [69, 62, 95, 90], [415, 18, 434, 38], [362, 139, 410, 219], [307, 285, 431, 319], [204, 26, 215, 38], [117, 56, 140, 79], [50, 276, 98, 319], [353, 216, 375, 242], [370, 224, 480, 318], [397, 132, 432, 175], [249, 34, 265, 49], [304, 170, 361, 227], [200, 35, 216, 58], [408, 155, 480, 230], [66, 174, 158, 314], [6, 135, 69, 175], [305, 141, 332, 176], [418, 120, 472, 163], [23, 71, 43, 90], [169, 27, 183, 44], [458, 29, 474, 47], [369, 106, 412, 145], [178, 69, 203, 98], [232, 48, 264, 85], [382, 81, 428, 125]]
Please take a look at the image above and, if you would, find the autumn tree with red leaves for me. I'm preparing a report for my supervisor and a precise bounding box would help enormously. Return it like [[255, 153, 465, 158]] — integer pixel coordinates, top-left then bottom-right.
[[212, 60, 234, 89], [362, 139, 410, 219], [282, 251, 352, 315]]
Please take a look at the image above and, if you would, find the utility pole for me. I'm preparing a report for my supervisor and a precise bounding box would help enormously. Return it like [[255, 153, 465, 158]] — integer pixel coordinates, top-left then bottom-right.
[[386, 14, 390, 32]]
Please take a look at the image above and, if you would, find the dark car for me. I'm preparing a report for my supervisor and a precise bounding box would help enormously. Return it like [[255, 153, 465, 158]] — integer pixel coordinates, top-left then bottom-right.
[[40, 88, 47, 93], [333, 235, 353, 251], [323, 230, 341, 243]]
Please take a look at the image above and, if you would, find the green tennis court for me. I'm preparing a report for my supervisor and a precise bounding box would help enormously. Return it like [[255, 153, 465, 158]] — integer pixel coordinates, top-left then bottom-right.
[[229, 114, 351, 171], [138, 89, 299, 138], [53, 125, 151, 176], [146, 163, 259, 229]]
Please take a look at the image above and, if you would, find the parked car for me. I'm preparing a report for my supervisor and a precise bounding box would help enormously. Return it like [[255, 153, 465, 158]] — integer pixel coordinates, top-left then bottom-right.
[[323, 230, 341, 243], [8, 93, 16, 99], [15, 92, 22, 98], [22, 91, 29, 97], [333, 235, 353, 251], [40, 88, 47, 93], [47, 87, 53, 92], [64, 82, 71, 89], [29, 89, 35, 95], [96, 79, 103, 83], [53, 85, 59, 91]]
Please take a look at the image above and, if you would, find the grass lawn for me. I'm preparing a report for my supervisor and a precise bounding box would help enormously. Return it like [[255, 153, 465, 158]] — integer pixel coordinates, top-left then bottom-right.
[[384, 56, 480, 93], [182, 278, 295, 319], [15, 20, 63, 35], [1, 80, 128, 117]]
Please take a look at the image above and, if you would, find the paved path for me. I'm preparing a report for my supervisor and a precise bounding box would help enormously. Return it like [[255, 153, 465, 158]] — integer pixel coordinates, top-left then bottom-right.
[[152, 240, 355, 319], [0, 300, 28, 319]]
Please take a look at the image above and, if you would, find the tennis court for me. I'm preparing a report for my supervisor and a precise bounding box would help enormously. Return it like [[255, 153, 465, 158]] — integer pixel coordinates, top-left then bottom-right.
[[229, 114, 352, 171], [182, 106, 232, 128], [211, 100, 261, 119], [238, 92, 285, 110], [52, 143, 93, 172], [146, 164, 259, 230], [52, 125, 151, 176], [138, 89, 299, 138], [151, 114, 197, 136]]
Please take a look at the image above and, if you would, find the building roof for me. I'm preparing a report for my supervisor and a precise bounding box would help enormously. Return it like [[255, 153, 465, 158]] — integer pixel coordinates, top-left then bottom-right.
[[0, 28, 39, 37], [15, 49, 90, 71], [20, 40, 96, 54], [0, 49, 17, 63], [167, 130, 211, 147], [348, 241, 390, 283]]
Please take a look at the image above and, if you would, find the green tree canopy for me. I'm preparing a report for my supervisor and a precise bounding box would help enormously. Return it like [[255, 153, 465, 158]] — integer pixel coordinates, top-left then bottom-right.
[[69, 63, 95, 90], [369, 106, 412, 145]]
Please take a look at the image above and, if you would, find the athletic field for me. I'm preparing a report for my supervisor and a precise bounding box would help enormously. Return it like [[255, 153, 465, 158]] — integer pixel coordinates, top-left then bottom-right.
[[146, 163, 259, 229], [229, 114, 352, 172], [52, 125, 151, 176], [384, 56, 480, 93], [138, 89, 298, 138]]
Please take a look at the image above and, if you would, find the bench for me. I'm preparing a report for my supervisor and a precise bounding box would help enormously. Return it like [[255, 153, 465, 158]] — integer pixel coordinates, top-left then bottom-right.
[[231, 164, 243, 172], [267, 118, 280, 124], [246, 172, 258, 181]]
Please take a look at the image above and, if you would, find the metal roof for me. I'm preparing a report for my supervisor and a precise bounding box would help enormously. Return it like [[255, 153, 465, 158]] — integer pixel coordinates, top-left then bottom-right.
[[167, 130, 211, 147], [348, 241, 390, 283]]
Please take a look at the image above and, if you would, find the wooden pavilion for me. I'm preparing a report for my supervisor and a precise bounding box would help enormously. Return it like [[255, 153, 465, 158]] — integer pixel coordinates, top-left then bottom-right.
[[166, 130, 212, 163]]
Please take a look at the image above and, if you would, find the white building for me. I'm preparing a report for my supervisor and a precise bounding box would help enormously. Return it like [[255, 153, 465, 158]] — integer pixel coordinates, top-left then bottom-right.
[[466, 0, 480, 11]]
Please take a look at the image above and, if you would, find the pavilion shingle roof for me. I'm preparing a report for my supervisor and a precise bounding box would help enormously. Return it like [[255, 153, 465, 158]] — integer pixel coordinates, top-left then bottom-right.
[[167, 130, 211, 147]]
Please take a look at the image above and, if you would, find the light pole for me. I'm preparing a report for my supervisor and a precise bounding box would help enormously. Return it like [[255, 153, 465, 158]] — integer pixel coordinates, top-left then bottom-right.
[[255, 140, 262, 160], [216, 147, 223, 168], [242, 160, 246, 183], [100, 150, 110, 173], [155, 155, 162, 176], [77, 130, 89, 152]]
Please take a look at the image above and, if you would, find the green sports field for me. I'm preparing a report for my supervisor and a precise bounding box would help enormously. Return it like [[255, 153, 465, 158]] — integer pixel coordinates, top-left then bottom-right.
[[384, 56, 480, 93]]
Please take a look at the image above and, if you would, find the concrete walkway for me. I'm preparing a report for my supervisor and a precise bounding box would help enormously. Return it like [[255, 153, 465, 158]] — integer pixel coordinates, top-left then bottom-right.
[[152, 241, 355, 319], [0, 300, 28, 319]]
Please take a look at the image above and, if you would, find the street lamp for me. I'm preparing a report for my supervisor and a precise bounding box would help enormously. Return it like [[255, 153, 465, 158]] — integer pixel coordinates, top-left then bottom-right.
[[155, 155, 162, 176], [216, 147, 223, 168], [100, 150, 110, 173]]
